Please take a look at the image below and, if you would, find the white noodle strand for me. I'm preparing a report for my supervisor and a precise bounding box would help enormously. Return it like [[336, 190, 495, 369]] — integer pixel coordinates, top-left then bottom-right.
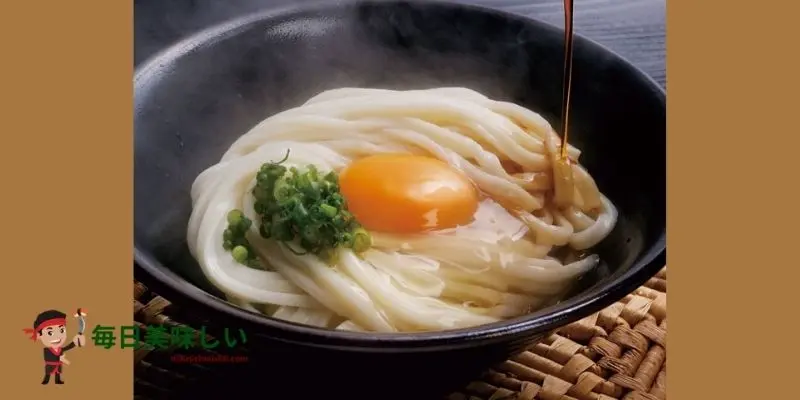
[[187, 88, 617, 332]]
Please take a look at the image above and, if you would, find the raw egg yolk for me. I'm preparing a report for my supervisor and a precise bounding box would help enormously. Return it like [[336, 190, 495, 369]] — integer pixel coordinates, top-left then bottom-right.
[[339, 154, 479, 234]]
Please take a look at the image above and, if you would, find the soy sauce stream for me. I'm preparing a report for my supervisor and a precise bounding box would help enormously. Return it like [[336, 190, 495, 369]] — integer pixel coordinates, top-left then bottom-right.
[[559, 0, 575, 159]]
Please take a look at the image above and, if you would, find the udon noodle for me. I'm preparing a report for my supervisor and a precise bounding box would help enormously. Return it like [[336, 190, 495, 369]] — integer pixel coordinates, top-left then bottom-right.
[[187, 88, 617, 333]]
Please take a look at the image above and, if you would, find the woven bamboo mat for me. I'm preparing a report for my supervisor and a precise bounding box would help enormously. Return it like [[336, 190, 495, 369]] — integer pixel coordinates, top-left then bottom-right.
[[133, 267, 666, 400], [448, 267, 667, 400]]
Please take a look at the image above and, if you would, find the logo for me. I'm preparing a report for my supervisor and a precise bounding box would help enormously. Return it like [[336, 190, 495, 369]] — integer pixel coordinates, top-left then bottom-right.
[[22, 308, 88, 385], [90, 324, 248, 355], [23, 307, 250, 384]]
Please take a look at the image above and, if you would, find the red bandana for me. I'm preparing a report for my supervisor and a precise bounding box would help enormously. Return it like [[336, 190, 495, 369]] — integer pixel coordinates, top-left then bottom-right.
[[22, 318, 66, 341]]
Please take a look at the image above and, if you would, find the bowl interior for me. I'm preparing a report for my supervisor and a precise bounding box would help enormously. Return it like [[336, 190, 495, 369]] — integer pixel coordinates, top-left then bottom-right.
[[134, 1, 665, 338]]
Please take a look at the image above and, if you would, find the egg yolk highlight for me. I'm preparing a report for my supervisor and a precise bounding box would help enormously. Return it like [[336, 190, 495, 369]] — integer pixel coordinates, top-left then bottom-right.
[[339, 154, 479, 234]]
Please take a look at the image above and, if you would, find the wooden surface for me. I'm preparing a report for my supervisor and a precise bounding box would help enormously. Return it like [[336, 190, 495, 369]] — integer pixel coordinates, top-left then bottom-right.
[[134, 0, 665, 87]]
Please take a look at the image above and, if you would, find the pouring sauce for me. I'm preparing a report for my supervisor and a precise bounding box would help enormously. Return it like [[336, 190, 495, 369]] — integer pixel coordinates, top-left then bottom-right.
[[560, 0, 575, 159], [552, 0, 576, 208]]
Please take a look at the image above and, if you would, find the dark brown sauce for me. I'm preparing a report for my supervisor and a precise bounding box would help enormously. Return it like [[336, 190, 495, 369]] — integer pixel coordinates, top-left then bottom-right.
[[559, 0, 575, 160]]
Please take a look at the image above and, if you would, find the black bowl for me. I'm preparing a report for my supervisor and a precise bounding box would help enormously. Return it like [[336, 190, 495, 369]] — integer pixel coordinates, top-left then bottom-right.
[[134, 0, 665, 398]]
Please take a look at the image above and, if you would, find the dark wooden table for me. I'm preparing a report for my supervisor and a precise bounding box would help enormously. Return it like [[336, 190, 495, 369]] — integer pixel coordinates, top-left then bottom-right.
[[134, 0, 665, 87]]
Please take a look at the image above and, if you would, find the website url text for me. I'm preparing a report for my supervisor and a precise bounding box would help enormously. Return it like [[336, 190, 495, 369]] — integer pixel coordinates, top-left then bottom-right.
[[170, 354, 249, 364]]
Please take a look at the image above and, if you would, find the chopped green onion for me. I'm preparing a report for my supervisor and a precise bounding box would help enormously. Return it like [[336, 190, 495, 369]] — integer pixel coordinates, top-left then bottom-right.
[[220, 209, 258, 267], [231, 246, 249, 263], [227, 209, 244, 226], [242, 150, 372, 262], [319, 203, 338, 218], [223, 148, 371, 265], [351, 228, 372, 253]]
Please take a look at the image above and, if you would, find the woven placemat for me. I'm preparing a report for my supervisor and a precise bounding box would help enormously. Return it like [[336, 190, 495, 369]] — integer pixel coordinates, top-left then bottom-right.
[[448, 267, 667, 400], [133, 267, 666, 400]]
